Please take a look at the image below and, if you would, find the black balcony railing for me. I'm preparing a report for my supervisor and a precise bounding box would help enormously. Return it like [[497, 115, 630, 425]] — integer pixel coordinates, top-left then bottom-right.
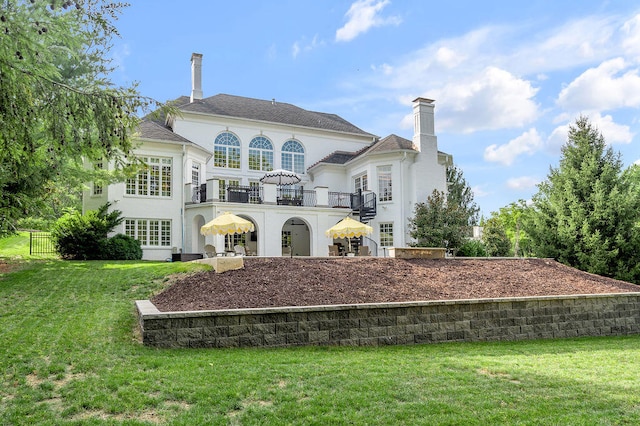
[[227, 185, 263, 204], [328, 191, 352, 208], [190, 185, 374, 220], [191, 183, 207, 203], [276, 187, 316, 206]]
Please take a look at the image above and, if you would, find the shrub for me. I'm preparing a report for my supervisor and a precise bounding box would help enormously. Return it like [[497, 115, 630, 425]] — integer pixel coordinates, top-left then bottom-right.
[[101, 234, 142, 260], [51, 203, 124, 260], [457, 240, 487, 257]]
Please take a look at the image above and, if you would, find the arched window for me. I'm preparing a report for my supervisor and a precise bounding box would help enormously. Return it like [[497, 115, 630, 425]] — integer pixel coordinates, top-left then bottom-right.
[[213, 132, 241, 169], [281, 140, 305, 174], [248, 136, 274, 171]]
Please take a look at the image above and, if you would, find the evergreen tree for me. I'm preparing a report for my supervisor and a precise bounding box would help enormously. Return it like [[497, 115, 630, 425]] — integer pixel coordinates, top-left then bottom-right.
[[482, 217, 511, 257], [525, 117, 640, 282], [446, 165, 480, 228], [0, 1, 162, 236], [409, 164, 479, 253]]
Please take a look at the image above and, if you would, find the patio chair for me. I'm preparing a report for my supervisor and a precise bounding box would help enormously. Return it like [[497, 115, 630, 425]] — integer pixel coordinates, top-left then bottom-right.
[[234, 245, 246, 256], [328, 245, 340, 256], [358, 246, 370, 256], [204, 244, 217, 258]]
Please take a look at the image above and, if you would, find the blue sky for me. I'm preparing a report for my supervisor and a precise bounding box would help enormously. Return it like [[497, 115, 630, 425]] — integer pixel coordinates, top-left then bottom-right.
[[111, 0, 640, 216]]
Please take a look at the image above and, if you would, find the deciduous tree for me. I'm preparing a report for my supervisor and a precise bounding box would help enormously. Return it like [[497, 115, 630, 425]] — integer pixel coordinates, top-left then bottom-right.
[[0, 1, 160, 236], [409, 164, 479, 252]]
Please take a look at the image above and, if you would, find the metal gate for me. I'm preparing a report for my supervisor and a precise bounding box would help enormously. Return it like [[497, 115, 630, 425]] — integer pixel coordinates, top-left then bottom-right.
[[29, 232, 56, 255]]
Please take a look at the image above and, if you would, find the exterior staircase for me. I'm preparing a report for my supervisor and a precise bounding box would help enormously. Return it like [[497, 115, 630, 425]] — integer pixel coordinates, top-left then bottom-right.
[[350, 189, 377, 223]]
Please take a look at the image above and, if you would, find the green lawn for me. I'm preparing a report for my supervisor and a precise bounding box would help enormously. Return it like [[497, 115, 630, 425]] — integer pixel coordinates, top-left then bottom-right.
[[1, 249, 640, 424]]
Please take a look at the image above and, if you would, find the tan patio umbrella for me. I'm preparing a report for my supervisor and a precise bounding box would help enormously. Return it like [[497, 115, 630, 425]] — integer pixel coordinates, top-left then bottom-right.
[[201, 212, 255, 251], [325, 216, 373, 253]]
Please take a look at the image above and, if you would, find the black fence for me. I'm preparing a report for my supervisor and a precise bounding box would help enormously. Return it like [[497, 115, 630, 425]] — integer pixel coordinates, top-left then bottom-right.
[[30, 232, 56, 256]]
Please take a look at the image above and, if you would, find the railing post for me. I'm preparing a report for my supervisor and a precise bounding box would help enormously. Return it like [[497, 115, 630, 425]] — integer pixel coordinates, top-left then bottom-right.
[[208, 179, 219, 202], [262, 183, 277, 204], [314, 186, 328, 207], [184, 183, 193, 203]]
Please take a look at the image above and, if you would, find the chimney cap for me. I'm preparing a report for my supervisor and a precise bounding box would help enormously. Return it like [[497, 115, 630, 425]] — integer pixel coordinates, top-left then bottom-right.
[[412, 97, 435, 104], [191, 52, 203, 60]]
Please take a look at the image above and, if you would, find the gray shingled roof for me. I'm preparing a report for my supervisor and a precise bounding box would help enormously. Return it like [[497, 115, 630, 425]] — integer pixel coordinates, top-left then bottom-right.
[[136, 120, 211, 155], [308, 134, 420, 169], [366, 134, 416, 154], [177, 94, 375, 137]]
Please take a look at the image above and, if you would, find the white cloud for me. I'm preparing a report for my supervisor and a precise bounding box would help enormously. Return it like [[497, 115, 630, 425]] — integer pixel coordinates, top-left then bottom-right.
[[635, 159, 640, 165], [435, 47, 465, 69], [622, 14, 640, 57], [432, 67, 540, 133], [589, 112, 634, 144], [484, 128, 543, 166], [471, 185, 490, 198], [336, 0, 401, 42], [557, 58, 640, 112], [547, 112, 633, 154], [292, 35, 325, 58], [112, 43, 131, 76], [547, 122, 571, 154], [506, 176, 540, 190]]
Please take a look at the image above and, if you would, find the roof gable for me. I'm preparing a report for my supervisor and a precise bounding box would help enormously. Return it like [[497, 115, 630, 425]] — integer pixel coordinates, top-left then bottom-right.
[[136, 119, 211, 154]]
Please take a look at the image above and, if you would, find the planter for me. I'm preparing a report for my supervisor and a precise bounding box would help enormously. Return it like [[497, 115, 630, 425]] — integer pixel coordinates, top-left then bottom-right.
[[171, 253, 204, 262]]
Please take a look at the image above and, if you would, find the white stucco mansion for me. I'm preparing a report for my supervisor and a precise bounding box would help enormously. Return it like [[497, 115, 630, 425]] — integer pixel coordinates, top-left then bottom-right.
[[83, 53, 451, 260]]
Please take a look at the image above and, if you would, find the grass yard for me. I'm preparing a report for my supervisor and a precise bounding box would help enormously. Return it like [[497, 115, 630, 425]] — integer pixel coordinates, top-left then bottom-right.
[[1, 241, 640, 424]]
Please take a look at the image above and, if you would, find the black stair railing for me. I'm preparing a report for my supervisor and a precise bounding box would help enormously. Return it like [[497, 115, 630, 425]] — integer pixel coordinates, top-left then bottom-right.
[[350, 189, 377, 223], [361, 236, 378, 256]]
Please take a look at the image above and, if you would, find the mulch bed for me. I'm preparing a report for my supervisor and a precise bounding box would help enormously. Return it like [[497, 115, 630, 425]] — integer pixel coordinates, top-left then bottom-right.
[[151, 258, 639, 312]]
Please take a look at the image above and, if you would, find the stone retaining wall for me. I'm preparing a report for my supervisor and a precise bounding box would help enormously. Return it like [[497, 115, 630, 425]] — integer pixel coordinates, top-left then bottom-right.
[[388, 247, 446, 259], [136, 293, 640, 349]]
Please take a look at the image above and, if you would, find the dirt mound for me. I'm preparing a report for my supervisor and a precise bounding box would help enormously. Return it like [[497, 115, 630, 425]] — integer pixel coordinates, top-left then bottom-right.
[[151, 257, 639, 312]]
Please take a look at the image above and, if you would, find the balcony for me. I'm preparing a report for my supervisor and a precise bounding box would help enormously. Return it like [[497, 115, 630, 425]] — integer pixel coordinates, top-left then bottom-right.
[[188, 181, 371, 213]]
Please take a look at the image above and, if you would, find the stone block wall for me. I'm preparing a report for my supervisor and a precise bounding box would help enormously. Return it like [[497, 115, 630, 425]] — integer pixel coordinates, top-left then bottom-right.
[[136, 293, 640, 349], [388, 247, 446, 259]]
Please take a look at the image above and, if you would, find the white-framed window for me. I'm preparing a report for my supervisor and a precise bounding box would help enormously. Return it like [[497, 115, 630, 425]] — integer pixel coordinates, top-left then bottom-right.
[[249, 136, 274, 171], [126, 157, 172, 197], [354, 173, 368, 193], [125, 219, 171, 247], [218, 179, 240, 201], [92, 161, 104, 195], [377, 165, 392, 202], [281, 140, 305, 174], [192, 162, 200, 187], [249, 181, 261, 204], [379, 223, 394, 247], [214, 132, 241, 169]]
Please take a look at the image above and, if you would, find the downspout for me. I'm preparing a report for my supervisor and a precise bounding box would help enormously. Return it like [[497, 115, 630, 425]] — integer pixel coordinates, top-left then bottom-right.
[[400, 151, 407, 247], [181, 144, 186, 253]]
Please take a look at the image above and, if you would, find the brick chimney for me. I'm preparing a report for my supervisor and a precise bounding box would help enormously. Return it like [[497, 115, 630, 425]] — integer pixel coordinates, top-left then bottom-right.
[[190, 53, 203, 102]]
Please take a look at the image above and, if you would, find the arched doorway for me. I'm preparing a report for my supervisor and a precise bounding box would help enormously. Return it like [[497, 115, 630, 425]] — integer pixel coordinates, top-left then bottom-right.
[[281, 217, 310, 256], [227, 215, 258, 256], [192, 215, 205, 253]]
